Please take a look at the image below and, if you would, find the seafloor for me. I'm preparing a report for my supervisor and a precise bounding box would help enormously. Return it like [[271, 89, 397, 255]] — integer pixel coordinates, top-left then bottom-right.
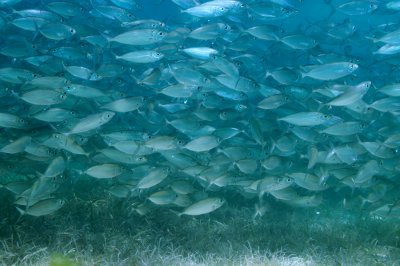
[[1, 191, 399, 266]]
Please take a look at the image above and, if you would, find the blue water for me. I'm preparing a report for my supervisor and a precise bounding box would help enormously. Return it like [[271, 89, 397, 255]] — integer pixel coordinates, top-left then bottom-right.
[[0, 0, 400, 264]]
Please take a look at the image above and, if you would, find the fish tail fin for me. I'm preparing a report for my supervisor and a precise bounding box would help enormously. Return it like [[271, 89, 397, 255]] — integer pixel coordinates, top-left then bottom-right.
[[111, 51, 120, 60], [324, 0, 336, 20], [15, 207, 26, 223], [355, 134, 362, 144], [360, 197, 368, 209], [300, 71, 308, 79], [170, 209, 182, 216], [364, 35, 378, 43], [16, 206, 25, 215]]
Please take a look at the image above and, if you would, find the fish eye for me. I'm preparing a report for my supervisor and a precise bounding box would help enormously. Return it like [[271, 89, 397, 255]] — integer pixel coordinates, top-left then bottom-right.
[[60, 18, 65, 23], [80, 7, 84, 12], [70, 29, 74, 33], [159, 32, 163, 36], [138, 156, 144, 161], [287, 177, 292, 182]]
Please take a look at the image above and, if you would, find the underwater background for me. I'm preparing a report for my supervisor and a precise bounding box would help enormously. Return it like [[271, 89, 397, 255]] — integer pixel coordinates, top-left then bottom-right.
[[0, 0, 400, 265]]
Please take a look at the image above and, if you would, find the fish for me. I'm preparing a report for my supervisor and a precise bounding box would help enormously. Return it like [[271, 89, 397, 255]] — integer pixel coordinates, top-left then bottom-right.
[[184, 136, 220, 152], [137, 167, 169, 189], [115, 50, 164, 63], [189, 23, 231, 40], [178, 197, 225, 216], [280, 35, 317, 50], [41, 156, 65, 178], [278, 112, 332, 126], [17, 198, 64, 217], [182, 4, 229, 18], [85, 164, 125, 179], [326, 81, 371, 106], [39, 23, 76, 40], [301, 62, 358, 80], [336, 1, 377, 16], [320, 121, 365, 136], [46, 2, 86, 17], [102, 97, 146, 113], [0, 0, 398, 224], [108, 29, 166, 45], [0, 136, 31, 154], [21, 89, 67, 105], [182, 47, 218, 60], [0, 113, 29, 129], [68, 112, 115, 135], [148, 190, 178, 205]]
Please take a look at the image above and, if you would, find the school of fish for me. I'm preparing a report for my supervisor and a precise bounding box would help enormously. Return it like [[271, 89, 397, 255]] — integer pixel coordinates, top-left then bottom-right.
[[1, 0, 400, 219]]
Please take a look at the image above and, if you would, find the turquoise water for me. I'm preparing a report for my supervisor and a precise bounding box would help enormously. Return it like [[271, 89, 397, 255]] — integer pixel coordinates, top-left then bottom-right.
[[0, 0, 400, 265]]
